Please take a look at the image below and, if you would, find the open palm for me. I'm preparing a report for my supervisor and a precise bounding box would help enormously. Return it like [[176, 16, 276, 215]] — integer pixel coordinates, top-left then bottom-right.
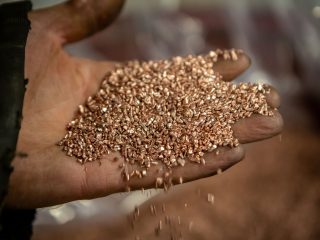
[[7, 0, 283, 208]]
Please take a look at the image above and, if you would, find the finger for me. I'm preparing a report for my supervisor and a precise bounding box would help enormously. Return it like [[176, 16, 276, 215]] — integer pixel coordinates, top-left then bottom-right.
[[232, 86, 283, 143], [212, 50, 251, 82], [233, 111, 283, 144], [29, 0, 125, 44], [125, 146, 245, 190], [169, 146, 245, 183], [80, 145, 244, 199]]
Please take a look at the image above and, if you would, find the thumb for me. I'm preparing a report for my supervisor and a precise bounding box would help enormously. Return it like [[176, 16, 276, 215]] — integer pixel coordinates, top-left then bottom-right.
[[29, 0, 125, 44]]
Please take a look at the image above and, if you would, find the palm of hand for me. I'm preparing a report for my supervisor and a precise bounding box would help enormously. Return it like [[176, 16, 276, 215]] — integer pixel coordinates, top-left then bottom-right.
[[6, 1, 282, 208], [9, 20, 118, 207]]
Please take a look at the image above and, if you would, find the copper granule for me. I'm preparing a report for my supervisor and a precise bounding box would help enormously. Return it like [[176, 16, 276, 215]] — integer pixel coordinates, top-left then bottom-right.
[[162, 203, 166, 213], [207, 193, 215, 204], [134, 206, 140, 219], [58, 49, 274, 179], [150, 204, 157, 216], [188, 221, 194, 231]]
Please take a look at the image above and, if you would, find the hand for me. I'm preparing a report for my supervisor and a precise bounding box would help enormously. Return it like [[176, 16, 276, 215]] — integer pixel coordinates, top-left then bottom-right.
[[6, 0, 282, 208]]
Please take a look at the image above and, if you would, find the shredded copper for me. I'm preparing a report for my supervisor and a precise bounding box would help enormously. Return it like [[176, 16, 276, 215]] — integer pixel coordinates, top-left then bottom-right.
[[58, 49, 274, 178]]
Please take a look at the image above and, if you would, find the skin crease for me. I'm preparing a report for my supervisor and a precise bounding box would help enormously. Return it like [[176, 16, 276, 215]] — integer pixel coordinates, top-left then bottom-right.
[[5, 0, 283, 208]]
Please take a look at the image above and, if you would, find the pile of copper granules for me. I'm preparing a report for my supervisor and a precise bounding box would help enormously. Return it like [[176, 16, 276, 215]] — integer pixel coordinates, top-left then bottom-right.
[[59, 49, 274, 174]]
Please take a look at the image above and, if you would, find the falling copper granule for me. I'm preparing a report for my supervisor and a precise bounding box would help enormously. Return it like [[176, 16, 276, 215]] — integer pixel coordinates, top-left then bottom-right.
[[162, 203, 166, 213], [150, 204, 157, 216], [58, 49, 274, 178], [207, 193, 215, 204], [134, 206, 140, 219], [188, 221, 194, 231], [197, 188, 201, 196], [165, 215, 170, 225], [156, 177, 164, 188]]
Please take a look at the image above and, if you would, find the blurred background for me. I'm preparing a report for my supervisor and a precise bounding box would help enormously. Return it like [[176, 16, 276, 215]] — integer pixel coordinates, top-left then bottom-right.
[[31, 0, 320, 239]]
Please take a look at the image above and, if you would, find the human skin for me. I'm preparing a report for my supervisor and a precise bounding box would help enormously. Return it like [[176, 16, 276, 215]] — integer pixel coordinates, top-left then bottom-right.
[[5, 0, 283, 208]]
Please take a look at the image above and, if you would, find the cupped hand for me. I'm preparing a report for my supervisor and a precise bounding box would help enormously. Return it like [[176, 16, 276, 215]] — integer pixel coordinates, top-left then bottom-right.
[[6, 0, 283, 208]]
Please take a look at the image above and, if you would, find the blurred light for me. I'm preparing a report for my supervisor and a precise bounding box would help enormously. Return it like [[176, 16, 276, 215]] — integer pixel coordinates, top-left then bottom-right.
[[48, 205, 76, 224], [119, 189, 162, 213], [77, 200, 94, 207], [312, 6, 320, 18], [248, 71, 272, 85], [31, 0, 65, 9], [159, 0, 180, 12]]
